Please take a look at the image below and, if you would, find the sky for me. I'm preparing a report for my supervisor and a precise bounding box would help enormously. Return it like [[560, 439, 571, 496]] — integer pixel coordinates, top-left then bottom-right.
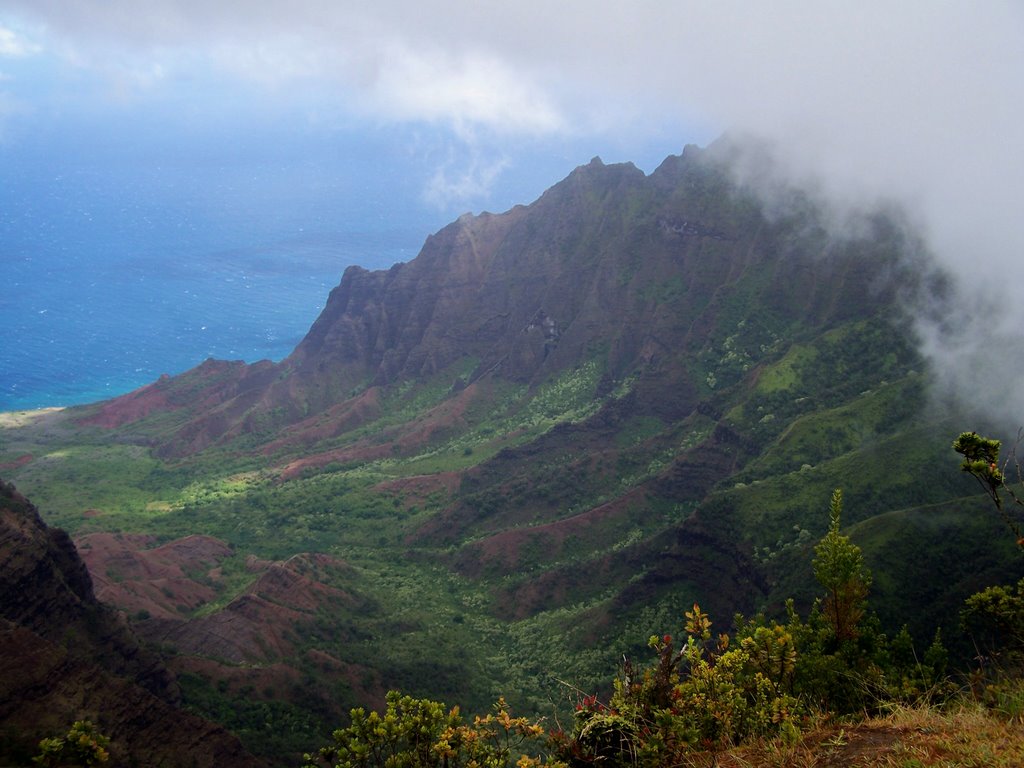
[[1, 1, 1023, 422]]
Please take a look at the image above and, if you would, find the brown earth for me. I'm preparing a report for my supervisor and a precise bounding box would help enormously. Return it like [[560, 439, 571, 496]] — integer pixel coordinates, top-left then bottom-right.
[[147, 553, 363, 664], [277, 381, 483, 480], [453, 488, 648, 580], [73, 534, 366, 666], [261, 386, 384, 456], [76, 532, 233, 619], [712, 706, 1024, 767], [68, 529, 383, 758], [0, 453, 32, 471], [78, 374, 179, 428]]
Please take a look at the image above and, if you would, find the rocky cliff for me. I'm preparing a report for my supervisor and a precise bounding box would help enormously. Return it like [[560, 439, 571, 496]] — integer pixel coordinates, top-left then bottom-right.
[[0, 479, 265, 767]]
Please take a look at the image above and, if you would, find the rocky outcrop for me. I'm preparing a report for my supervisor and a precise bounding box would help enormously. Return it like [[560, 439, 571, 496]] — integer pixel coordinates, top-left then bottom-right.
[[0, 479, 264, 767]]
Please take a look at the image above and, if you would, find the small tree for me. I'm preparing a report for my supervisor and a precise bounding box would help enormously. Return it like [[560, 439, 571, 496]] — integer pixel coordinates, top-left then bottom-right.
[[953, 430, 1024, 546], [812, 489, 871, 643], [962, 578, 1024, 663]]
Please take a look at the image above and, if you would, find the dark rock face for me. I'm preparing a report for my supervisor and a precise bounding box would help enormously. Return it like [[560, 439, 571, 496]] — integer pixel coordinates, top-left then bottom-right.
[[0, 479, 264, 767]]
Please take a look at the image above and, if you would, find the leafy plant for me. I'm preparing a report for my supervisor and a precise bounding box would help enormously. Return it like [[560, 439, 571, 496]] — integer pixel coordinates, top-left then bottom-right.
[[551, 604, 803, 767], [962, 579, 1024, 661], [303, 691, 557, 768], [33, 721, 110, 767], [953, 430, 1024, 545]]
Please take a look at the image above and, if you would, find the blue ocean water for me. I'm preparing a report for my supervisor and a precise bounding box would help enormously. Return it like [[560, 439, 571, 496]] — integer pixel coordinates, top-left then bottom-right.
[[0, 154, 436, 411]]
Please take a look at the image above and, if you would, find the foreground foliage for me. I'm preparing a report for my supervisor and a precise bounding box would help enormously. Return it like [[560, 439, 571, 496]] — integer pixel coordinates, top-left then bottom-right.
[[954, 432, 1024, 653], [303, 692, 557, 768], [550, 605, 803, 766], [953, 430, 1024, 546], [33, 721, 110, 767]]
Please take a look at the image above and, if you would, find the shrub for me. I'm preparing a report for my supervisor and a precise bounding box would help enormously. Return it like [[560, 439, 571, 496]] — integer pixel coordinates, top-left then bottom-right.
[[551, 604, 803, 767], [33, 721, 110, 767], [303, 691, 557, 768], [962, 578, 1024, 660]]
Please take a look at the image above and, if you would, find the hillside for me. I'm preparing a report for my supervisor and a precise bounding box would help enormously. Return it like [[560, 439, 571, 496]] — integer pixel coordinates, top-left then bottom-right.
[[0, 479, 265, 766], [1, 139, 1021, 764]]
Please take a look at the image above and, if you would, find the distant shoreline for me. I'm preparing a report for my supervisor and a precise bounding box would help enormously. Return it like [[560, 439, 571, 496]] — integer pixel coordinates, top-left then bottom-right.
[[0, 407, 67, 428]]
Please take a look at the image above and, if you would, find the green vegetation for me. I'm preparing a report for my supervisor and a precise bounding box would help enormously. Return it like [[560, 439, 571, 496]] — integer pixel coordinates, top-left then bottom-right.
[[3, 147, 1022, 768], [33, 721, 110, 767], [0, 356, 1009, 765], [302, 487, 1023, 767], [304, 692, 555, 768], [0, 355, 1008, 768], [177, 672, 331, 759], [0, 216, 1015, 767]]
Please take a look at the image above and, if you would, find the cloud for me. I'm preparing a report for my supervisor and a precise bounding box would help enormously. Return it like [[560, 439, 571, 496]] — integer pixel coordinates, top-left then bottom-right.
[[0, 24, 40, 57], [364, 43, 564, 136], [0, 23, 39, 140], [422, 145, 510, 210]]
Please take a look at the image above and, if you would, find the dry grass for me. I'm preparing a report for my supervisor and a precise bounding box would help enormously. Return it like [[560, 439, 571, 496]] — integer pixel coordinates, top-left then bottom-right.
[[0, 407, 65, 428], [677, 702, 1024, 768]]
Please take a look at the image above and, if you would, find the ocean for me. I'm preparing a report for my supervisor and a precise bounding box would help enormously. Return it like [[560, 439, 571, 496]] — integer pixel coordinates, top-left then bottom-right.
[[0, 155, 439, 412]]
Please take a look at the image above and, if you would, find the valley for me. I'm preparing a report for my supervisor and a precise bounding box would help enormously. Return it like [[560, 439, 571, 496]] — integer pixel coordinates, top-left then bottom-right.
[[2, 141, 1021, 765]]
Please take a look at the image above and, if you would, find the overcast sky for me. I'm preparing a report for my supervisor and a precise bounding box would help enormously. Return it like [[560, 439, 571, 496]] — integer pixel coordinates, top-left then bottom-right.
[[1, 1, 1023, 421], [2, 2, 1020, 229]]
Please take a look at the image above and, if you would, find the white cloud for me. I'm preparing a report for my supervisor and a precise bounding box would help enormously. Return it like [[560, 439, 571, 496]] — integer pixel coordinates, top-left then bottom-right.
[[0, 24, 40, 57], [422, 147, 510, 210], [0, 23, 39, 140], [365, 43, 565, 136]]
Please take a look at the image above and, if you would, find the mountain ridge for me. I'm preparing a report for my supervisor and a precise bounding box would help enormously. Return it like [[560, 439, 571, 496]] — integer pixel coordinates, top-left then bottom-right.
[[77, 140, 914, 463]]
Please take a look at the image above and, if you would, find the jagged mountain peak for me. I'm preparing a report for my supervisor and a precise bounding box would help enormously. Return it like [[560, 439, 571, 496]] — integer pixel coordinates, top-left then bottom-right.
[[77, 142, 914, 462]]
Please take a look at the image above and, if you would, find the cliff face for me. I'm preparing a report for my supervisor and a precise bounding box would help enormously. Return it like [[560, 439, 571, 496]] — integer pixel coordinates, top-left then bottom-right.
[[83, 142, 911, 459], [286, 146, 892, 393], [0, 479, 264, 767], [1, 481, 96, 632]]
